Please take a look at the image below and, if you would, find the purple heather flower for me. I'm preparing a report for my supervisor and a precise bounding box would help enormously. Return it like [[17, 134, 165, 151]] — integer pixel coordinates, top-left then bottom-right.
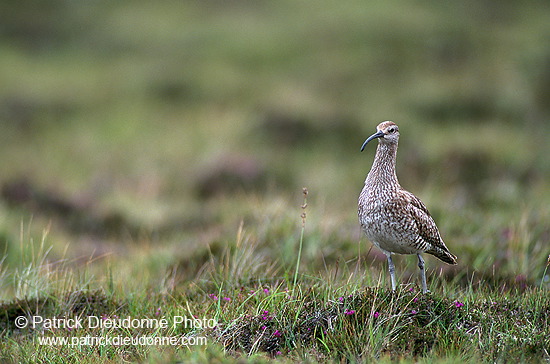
[[411, 310, 418, 315], [454, 300, 464, 308], [263, 288, 270, 294], [155, 307, 161, 316], [344, 309, 355, 315], [372, 311, 380, 319], [223, 297, 231, 301], [413, 297, 418, 303], [338, 297, 344, 302], [273, 330, 282, 337]]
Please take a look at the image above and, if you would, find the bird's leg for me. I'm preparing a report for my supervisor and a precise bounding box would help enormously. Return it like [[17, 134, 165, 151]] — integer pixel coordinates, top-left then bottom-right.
[[417, 253, 429, 294], [386, 254, 397, 291]]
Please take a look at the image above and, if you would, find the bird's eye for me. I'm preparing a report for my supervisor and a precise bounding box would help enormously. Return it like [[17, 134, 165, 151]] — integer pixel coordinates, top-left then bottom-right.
[[388, 127, 395, 133]]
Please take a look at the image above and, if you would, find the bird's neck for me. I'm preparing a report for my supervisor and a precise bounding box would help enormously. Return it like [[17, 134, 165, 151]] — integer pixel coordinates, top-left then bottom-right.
[[365, 141, 400, 189]]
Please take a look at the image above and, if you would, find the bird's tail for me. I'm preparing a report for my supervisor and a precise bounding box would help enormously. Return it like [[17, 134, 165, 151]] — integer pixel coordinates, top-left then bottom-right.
[[427, 246, 457, 265]]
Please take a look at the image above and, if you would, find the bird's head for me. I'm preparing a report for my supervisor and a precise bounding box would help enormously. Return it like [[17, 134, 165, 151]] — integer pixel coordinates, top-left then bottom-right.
[[360, 121, 399, 151]]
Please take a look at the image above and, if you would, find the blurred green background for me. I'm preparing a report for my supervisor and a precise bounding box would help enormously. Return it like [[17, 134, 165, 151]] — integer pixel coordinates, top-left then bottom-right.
[[0, 1, 548, 288]]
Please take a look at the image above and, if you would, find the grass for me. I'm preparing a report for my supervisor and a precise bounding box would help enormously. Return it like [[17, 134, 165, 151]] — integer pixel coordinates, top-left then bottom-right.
[[0, 0, 550, 362], [0, 203, 549, 362]]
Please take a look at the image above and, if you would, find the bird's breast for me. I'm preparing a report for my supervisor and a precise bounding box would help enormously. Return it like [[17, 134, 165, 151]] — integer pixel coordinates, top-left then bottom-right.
[[358, 191, 421, 254]]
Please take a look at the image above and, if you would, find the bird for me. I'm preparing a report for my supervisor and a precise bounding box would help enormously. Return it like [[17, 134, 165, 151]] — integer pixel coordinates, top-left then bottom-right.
[[358, 121, 457, 293]]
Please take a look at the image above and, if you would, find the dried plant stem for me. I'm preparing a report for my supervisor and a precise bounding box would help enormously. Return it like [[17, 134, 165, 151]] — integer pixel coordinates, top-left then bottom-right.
[[293, 187, 308, 288]]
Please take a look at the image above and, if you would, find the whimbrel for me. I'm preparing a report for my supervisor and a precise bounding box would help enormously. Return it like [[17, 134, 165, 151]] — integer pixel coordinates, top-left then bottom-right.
[[358, 121, 457, 293]]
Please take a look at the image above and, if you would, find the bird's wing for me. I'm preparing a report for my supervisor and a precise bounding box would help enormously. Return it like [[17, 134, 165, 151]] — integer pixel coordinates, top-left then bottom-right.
[[402, 190, 457, 264], [402, 191, 440, 245]]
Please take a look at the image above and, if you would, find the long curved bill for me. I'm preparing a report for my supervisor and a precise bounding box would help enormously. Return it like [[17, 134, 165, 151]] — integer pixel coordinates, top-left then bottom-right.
[[360, 131, 385, 151]]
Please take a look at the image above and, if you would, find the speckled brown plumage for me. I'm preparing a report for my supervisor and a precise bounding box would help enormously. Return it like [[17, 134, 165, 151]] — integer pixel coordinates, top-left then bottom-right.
[[358, 121, 457, 293]]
